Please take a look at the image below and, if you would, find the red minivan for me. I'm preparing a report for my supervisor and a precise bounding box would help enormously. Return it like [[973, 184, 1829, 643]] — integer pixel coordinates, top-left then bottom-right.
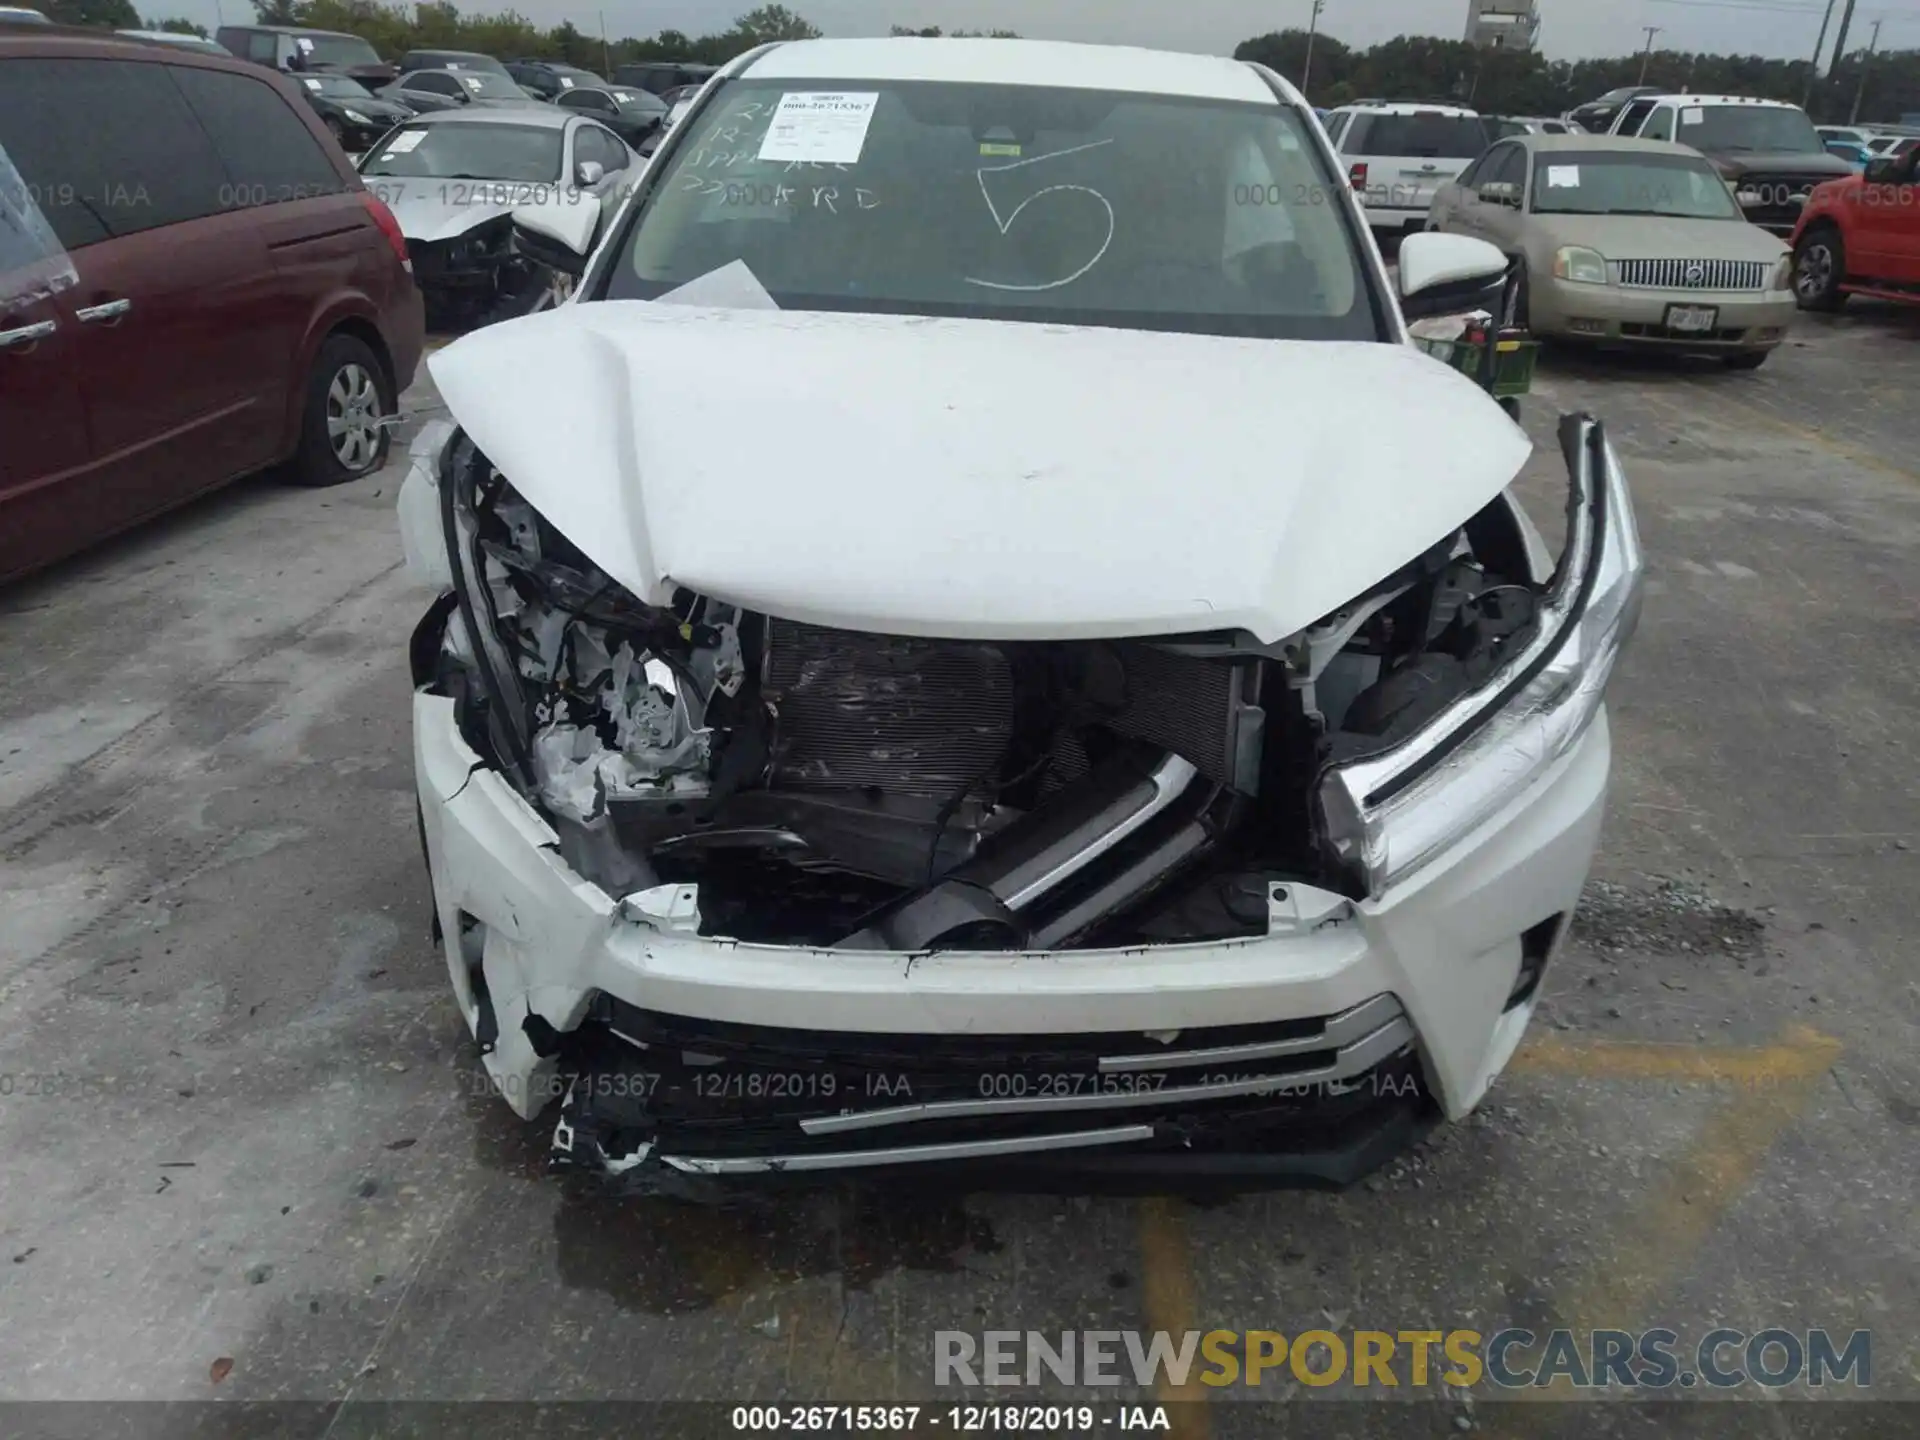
[[0, 31, 423, 585]]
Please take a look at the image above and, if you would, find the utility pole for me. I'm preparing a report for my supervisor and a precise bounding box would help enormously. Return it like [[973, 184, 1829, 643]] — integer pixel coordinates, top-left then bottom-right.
[[1804, 0, 1841, 105], [599, 10, 611, 75], [1850, 17, 1884, 124], [1301, 0, 1326, 99], [1829, 0, 1862, 84], [1638, 26, 1662, 85]]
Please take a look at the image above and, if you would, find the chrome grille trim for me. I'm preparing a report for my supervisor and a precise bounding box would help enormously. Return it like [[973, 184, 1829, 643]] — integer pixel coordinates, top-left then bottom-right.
[[1098, 993, 1405, 1073], [798, 1009, 1416, 1136], [1613, 258, 1768, 291], [661, 1125, 1157, 1174]]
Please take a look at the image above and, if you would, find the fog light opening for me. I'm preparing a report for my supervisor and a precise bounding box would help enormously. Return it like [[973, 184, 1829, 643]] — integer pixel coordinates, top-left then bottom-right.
[[1507, 912, 1567, 1011]]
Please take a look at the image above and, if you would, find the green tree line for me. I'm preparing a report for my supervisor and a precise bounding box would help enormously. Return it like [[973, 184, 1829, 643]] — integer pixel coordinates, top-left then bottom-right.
[[1235, 28, 1920, 126], [37, 0, 1919, 125]]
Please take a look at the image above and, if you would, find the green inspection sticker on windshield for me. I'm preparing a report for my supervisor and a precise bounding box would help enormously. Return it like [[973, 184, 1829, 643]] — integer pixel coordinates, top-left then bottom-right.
[[979, 142, 1022, 156]]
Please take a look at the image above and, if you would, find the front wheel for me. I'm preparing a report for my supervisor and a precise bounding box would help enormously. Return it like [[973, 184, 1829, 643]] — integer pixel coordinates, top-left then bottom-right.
[[292, 335, 393, 487], [1792, 227, 1847, 311]]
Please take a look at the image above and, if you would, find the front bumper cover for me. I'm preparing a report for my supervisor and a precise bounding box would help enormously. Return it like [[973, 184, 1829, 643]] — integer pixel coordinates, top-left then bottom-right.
[[413, 677, 1610, 1187], [1533, 278, 1795, 347]]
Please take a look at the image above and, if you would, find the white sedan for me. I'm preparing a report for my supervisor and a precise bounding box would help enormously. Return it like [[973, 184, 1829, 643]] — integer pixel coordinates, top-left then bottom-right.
[[398, 36, 1643, 1188]]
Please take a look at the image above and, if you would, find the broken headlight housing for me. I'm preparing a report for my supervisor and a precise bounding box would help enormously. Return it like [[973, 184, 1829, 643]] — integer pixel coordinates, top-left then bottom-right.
[[1317, 416, 1641, 896]]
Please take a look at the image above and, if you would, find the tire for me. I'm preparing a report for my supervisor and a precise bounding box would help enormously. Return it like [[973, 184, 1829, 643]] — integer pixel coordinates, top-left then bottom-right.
[[1792, 226, 1847, 311], [291, 334, 393, 488], [1723, 349, 1771, 371]]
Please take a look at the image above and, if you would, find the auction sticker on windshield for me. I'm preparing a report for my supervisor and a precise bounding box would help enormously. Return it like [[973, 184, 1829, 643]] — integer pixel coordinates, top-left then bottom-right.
[[757, 92, 879, 165], [1547, 165, 1580, 188], [381, 131, 425, 158]]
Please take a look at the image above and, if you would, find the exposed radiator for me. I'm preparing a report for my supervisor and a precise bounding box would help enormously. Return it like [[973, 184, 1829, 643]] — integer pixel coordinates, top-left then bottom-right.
[[762, 622, 1262, 799], [763, 619, 1015, 796]]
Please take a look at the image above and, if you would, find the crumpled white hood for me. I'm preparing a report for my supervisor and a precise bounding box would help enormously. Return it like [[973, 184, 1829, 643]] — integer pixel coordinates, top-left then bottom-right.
[[379, 178, 589, 246], [378, 179, 515, 244], [428, 303, 1531, 643]]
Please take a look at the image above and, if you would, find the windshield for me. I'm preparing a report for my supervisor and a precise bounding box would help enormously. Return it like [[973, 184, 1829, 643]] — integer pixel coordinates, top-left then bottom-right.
[[359, 123, 563, 181], [1530, 151, 1741, 218], [301, 34, 381, 69], [1679, 104, 1823, 155], [448, 72, 526, 100], [302, 74, 373, 98], [1347, 113, 1488, 158], [413, 52, 507, 75], [605, 78, 1379, 341]]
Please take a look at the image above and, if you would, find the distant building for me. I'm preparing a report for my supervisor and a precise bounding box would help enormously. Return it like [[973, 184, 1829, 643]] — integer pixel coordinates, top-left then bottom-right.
[[1465, 0, 1540, 52]]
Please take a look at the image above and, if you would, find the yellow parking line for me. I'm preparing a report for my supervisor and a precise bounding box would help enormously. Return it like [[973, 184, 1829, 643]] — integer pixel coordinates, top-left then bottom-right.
[[1491, 1026, 1842, 1417], [1137, 1197, 1212, 1439], [1511, 1025, 1842, 1084]]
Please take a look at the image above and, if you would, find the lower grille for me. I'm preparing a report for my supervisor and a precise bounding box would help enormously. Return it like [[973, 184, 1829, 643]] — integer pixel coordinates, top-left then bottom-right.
[[1620, 321, 1749, 342], [552, 992, 1423, 1177], [1615, 258, 1767, 291]]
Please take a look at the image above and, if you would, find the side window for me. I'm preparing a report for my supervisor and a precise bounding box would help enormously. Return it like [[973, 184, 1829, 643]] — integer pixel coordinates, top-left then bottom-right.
[[245, 32, 277, 64], [1342, 114, 1373, 153], [580, 126, 627, 172], [1490, 144, 1528, 187], [413, 73, 458, 96], [0, 57, 228, 248], [1641, 106, 1676, 142], [1617, 99, 1659, 136], [1324, 112, 1350, 147], [171, 66, 343, 204], [1456, 150, 1490, 188]]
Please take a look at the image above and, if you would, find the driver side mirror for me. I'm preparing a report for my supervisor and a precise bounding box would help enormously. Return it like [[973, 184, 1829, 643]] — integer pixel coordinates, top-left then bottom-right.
[[1397, 231, 1511, 322], [1477, 180, 1521, 207], [575, 159, 605, 188]]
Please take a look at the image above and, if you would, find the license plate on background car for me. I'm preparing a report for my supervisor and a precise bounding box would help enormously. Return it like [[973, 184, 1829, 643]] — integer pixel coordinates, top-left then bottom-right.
[[1666, 304, 1719, 333]]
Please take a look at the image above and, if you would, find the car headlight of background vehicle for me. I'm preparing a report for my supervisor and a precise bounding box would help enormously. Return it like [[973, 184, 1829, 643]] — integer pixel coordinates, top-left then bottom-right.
[[343, 108, 371, 125], [1317, 415, 1642, 897], [1552, 246, 1610, 284]]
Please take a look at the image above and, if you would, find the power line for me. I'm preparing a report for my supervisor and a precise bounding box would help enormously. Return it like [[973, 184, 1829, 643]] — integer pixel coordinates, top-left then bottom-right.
[[1649, 0, 1829, 13]]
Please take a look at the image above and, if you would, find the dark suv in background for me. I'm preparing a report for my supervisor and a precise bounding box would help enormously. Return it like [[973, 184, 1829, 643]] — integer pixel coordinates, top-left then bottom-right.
[[214, 24, 396, 87], [505, 57, 605, 100], [609, 59, 715, 94], [0, 32, 422, 584]]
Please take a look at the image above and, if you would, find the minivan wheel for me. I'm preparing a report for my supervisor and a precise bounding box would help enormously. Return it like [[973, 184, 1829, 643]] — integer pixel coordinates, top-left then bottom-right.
[[293, 335, 393, 488], [1793, 227, 1847, 311]]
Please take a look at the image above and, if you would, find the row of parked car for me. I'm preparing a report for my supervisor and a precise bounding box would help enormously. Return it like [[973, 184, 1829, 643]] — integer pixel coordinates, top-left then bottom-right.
[[204, 25, 713, 158], [1314, 92, 1920, 368]]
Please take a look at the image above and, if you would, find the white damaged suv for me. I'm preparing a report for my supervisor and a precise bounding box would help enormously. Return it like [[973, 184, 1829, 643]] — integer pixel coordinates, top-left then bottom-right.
[[398, 38, 1643, 1190]]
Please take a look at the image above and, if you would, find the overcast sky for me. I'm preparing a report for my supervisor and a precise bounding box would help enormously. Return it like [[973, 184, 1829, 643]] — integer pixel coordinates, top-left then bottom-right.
[[183, 0, 1914, 65]]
